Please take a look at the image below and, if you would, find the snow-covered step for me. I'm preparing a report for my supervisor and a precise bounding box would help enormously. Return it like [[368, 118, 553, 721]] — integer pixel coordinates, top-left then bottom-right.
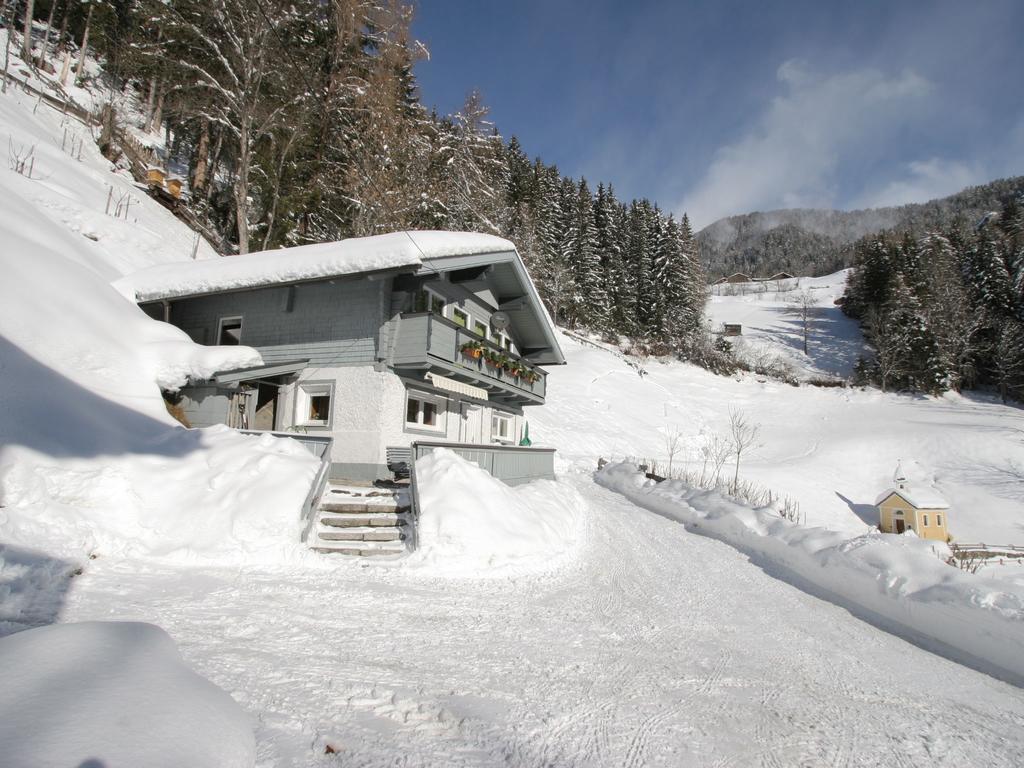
[[320, 500, 409, 514], [318, 526, 405, 542], [311, 540, 407, 557], [320, 512, 407, 528], [312, 483, 414, 557]]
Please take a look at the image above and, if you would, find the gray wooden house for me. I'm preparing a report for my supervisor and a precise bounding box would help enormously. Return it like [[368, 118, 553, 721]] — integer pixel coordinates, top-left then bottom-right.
[[118, 231, 565, 484]]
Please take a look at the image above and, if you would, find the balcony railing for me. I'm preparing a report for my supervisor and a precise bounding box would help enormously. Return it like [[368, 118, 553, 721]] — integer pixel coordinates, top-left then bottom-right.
[[391, 312, 547, 403]]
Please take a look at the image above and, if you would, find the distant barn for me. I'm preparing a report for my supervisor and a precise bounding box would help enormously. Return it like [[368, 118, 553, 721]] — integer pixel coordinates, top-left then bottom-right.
[[715, 272, 752, 284]]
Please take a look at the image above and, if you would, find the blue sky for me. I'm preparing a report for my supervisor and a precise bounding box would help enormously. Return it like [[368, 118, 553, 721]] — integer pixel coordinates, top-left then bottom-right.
[[412, 0, 1024, 229]]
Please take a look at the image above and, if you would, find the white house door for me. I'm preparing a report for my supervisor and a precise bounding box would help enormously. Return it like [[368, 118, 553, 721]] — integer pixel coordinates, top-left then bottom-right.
[[459, 403, 483, 443]]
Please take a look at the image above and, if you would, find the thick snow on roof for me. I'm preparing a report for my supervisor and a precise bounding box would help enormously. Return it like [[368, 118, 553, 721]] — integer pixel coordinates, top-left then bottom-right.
[[874, 486, 950, 509], [116, 231, 516, 302]]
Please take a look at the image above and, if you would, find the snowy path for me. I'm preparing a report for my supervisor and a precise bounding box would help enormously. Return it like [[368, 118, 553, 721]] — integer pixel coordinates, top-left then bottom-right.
[[62, 475, 1024, 767]]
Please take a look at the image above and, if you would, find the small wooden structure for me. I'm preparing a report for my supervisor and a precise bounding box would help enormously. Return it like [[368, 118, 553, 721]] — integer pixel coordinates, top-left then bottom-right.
[[165, 176, 184, 199], [876, 462, 949, 541], [715, 272, 752, 284], [766, 271, 795, 281], [723, 323, 742, 336], [145, 166, 167, 187]]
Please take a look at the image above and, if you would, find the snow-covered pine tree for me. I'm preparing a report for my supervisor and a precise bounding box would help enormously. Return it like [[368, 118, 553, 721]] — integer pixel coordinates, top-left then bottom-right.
[[876, 275, 947, 393], [567, 179, 607, 328], [594, 183, 625, 336]]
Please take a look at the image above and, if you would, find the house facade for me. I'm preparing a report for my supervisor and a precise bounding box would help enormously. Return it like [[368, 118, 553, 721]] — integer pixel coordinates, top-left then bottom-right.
[[119, 232, 564, 483], [875, 464, 950, 541]]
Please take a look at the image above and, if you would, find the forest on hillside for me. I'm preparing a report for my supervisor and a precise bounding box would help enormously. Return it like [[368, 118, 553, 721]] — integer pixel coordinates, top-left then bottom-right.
[[842, 193, 1024, 401], [700, 176, 1024, 280], [3, 0, 707, 352]]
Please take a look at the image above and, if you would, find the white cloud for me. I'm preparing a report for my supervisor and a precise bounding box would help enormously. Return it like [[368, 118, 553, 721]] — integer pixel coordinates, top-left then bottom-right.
[[679, 61, 933, 228], [853, 158, 986, 209]]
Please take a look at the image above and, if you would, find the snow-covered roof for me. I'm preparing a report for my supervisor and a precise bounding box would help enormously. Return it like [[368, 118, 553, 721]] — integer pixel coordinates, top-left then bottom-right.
[[875, 486, 949, 509], [116, 231, 515, 302]]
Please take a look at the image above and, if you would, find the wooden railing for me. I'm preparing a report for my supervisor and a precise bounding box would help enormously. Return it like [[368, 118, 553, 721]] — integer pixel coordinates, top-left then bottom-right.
[[411, 441, 556, 486], [394, 312, 548, 401]]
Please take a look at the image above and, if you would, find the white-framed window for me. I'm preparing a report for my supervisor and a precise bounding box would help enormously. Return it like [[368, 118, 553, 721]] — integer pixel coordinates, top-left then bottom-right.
[[217, 316, 243, 346], [489, 328, 516, 355], [296, 382, 333, 427], [936, 514, 942, 527], [491, 410, 513, 443], [473, 319, 488, 337], [452, 307, 470, 328], [405, 391, 447, 433], [922, 514, 929, 527]]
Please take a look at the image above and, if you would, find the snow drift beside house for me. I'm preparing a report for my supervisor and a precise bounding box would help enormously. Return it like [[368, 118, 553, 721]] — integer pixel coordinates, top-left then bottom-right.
[[596, 462, 1024, 683], [116, 230, 516, 302], [409, 449, 586, 575], [0, 621, 255, 768]]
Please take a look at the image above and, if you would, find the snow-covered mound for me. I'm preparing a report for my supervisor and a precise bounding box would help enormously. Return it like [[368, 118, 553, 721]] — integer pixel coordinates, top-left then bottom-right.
[[597, 462, 1024, 684], [0, 86, 320, 565], [0, 621, 255, 768], [409, 449, 585, 575]]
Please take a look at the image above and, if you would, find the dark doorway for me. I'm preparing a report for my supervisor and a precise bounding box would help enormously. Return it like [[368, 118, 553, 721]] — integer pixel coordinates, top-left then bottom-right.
[[895, 518, 906, 534], [253, 383, 278, 431]]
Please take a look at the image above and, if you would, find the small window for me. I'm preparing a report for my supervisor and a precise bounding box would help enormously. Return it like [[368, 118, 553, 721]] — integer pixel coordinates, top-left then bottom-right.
[[503, 336, 512, 352], [413, 288, 446, 316], [936, 515, 942, 527], [922, 514, 929, 527], [296, 382, 333, 427], [405, 392, 446, 432], [308, 394, 330, 423], [218, 316, 243, 345], [473, 320, 487, 337], [491, 411, 512, 442], [430, 292, 446, 316], [452, 307, 469, 328]]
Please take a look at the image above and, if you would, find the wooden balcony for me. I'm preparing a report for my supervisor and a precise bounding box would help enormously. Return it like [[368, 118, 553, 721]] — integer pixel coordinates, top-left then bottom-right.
[[390, 312, 548, 406]]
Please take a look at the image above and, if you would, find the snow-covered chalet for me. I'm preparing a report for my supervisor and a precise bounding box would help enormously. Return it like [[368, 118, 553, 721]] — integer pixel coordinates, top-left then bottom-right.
[[117, 231, 565, 485]]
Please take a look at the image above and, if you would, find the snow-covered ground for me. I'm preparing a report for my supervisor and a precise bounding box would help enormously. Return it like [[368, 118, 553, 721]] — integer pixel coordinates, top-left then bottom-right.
[[53, 477, 1024, 766], [706, 272, 865, 379], [532, 328, 1024, 562]]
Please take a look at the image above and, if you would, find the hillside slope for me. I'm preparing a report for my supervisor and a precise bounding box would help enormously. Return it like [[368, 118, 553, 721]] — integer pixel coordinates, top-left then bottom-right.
[[699, 175, 1024, 277], [0, 85, 320, 565]]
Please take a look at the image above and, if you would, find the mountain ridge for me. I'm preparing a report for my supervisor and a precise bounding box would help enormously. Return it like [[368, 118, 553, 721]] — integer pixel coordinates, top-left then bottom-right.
[[698, 175, 1024, 278]]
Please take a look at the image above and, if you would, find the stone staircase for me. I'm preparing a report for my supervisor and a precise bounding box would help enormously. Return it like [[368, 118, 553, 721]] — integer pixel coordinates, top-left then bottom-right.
[[310, 483, 413, 557]]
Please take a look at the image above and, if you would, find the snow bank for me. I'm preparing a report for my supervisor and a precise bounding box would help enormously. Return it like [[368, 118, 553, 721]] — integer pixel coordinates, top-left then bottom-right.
[[0, 621, 255, 768], [408, 449, 585, 576], [116, 231, 515, 302], [1, 427, 320, 564], [596, 462, 1024, 684]]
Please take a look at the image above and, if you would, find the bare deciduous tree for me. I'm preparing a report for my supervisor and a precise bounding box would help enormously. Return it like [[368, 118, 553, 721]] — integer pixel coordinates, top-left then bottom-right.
[[663, 423, 684, 478], [728, 407, 760, 495], [698, 431, 732, 487], [792, 289, 816, 355], [21, 0, 34, 62]]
